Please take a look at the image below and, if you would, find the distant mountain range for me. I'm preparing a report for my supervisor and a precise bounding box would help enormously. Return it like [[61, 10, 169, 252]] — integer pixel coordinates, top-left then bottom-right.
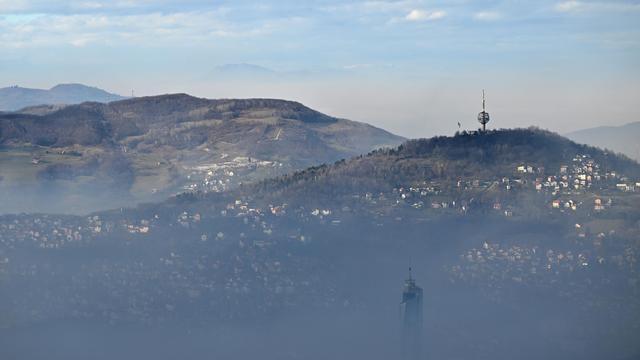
[[565, 122, 640, 161], [0, 94, 404, 214], [0, 83, 126, 111]]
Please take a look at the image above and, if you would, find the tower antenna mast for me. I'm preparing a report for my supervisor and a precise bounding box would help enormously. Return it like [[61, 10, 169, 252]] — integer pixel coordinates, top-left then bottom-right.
[[482, 90, 486, 112]]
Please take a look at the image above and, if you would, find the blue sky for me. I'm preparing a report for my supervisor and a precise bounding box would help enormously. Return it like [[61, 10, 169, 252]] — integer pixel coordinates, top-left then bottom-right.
[[1, 0, 639, 137]]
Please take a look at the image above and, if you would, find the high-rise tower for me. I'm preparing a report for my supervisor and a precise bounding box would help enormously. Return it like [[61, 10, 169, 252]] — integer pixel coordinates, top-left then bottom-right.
[[401, 268, 423, 360], [477, 90, 490, 132]]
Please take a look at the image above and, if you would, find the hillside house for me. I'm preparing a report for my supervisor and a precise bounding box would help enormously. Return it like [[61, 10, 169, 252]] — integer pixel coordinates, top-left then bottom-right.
[[594, 198, 605, 211], [617, 183, 630, 192]]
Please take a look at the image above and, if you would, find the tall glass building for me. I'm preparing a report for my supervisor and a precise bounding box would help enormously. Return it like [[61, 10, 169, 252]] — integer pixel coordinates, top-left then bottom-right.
[[401, 270, 423, 360]]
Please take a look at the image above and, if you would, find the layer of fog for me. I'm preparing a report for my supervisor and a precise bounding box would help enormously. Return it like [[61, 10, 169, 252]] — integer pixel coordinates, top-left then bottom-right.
[[1, 217, 637, 360]]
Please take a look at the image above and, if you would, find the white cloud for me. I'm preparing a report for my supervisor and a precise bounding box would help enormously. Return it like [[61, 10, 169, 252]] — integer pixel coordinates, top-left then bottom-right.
[[555, 1, 582, 12], [342, 63, 374, 70], [474, 11, 501, 21], [0, 0, 29, 12], [554, 1, 640, 13], [0, 0, 221, 15], [0, 10, 287, 48], [362, 1, 420, 12], [321, 1, 422, 14], [405, 9, 446, 22]]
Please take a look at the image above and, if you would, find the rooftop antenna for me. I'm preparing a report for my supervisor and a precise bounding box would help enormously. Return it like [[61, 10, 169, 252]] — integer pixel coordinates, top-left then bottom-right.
[[477, 89, 490, 132]]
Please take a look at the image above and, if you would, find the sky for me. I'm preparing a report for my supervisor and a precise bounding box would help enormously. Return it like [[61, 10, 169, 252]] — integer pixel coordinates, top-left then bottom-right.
[[1, 0, 639, 137]]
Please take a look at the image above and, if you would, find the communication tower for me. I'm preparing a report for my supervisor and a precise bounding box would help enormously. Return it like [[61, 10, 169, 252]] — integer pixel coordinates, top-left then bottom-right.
[[477, 90, 490, 132]]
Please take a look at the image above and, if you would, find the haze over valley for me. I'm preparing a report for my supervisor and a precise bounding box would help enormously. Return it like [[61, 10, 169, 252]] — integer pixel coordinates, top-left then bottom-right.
[[2, 1, 640, 359], [2, 128, 640, 359]]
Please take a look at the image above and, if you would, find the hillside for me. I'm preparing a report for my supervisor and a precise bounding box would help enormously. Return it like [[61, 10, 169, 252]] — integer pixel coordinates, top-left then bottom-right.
[[565, 122, 640, 161], [0, 84, 126, 111], [0, 94, 404, 214], [1, 128, 639, 359], [246, 128, 640, 203]]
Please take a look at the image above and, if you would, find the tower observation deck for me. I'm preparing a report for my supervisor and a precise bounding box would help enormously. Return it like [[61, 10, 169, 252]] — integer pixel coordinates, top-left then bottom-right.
[[401, 268, 423, 360], [477, 90, 490, 132]]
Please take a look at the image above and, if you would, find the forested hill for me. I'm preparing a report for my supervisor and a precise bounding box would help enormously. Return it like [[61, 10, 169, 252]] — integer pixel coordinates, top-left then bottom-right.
[[0, 94, 403, 157], [236, 128, 640, 202], [0, 94, 404, 214]]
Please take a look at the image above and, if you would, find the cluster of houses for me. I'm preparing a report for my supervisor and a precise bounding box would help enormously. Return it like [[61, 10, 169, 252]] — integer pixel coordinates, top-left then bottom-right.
[[0, 215, 88, 250], [7, 253, 313, 325], [511, 155, 640, 213], [0, 207, 333, 326], [518, 155, 601, 196], [371, 153, 640, 217], [292, 153, 639, 219], [387, 186, 474, 214], [449, 237, 637, 301], [4, 153, 637, 263], [183, 156, 283, 193]]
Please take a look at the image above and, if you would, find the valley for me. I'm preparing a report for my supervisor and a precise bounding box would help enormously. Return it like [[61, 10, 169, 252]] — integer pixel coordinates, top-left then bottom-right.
[[1, 129, 639, 359]]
